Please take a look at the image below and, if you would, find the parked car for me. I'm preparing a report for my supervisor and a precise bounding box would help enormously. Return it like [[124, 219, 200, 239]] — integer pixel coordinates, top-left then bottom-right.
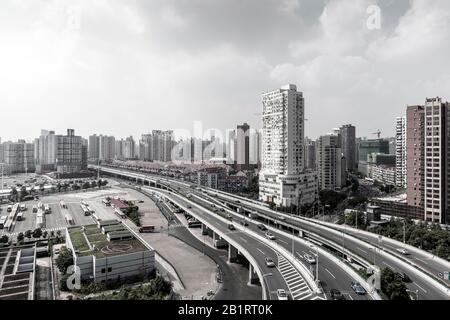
[[276, 289, 288, 300], [330, 289, 345, 300], [351, 282, 366, 295], [304, 254, 316, 264], [265, 257, 276, 268], [257, 224, 267, 231], [228, 224, 236, 231], [265, 232, 276, 240]]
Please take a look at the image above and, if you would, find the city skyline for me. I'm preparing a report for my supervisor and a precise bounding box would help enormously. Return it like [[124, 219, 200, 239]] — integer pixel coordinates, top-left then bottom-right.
[[1, 0, 450, 141]]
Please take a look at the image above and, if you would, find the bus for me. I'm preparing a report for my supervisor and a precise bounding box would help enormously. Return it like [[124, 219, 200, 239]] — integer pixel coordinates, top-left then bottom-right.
[[32, 205, 38, 213], [20, 204, 26, 211], [65, 213, 74, 225], [16, 212, 24, 221], [44, 204, 51, 214], [114, 208, 126, 219], [80, 204, 91, 216], [102, 199, 111, 206], [60, 201, 67, 209]]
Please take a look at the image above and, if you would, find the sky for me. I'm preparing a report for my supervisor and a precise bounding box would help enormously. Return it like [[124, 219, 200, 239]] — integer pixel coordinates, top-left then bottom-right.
[[0, 0, 449, 142]]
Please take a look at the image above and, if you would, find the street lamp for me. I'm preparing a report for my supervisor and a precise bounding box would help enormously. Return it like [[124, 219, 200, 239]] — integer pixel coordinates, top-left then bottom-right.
[[309, 243, 320, 284]]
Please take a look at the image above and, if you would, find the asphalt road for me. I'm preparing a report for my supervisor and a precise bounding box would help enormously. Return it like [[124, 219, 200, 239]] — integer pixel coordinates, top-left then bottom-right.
[[146, 187, 323, 301], [207, 191, 449, 300]]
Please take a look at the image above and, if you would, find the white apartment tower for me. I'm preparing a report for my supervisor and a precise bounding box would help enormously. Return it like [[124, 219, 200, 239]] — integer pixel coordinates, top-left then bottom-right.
[[424, 97, 450, 223], [259, 84, 316, 207], [396, 116, 407, 188]]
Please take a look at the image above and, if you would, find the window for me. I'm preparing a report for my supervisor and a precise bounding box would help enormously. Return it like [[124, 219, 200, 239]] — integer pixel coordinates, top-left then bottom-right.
[[108, 267, 112, 272], [101, 268, 106, 273]]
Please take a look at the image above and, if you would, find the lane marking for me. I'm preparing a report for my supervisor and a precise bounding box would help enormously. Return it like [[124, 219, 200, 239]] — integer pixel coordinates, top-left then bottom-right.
[[325, 268, 336, 279], [347, 294, 354, 300], [278, 239, 289, 245], [415, 257, 429, 265], [357, 247, 368, 254], [256, 248, 266, 255], [239, 237, 248, 243], [413, 282, 427, 293]]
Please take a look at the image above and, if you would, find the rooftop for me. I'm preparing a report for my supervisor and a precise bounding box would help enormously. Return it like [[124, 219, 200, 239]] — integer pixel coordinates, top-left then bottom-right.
[[68, 223, 148, 259]]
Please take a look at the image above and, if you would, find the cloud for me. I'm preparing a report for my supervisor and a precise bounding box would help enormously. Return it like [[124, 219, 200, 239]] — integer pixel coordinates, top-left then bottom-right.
[[0, 0, 448, 142]]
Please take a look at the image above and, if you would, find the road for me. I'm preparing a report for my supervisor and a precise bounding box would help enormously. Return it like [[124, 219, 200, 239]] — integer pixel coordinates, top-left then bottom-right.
[[146, 187, 324, 300]]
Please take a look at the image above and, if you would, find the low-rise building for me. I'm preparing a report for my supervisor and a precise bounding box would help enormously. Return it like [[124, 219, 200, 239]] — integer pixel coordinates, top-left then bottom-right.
[[0, 244, 36, 300], [65, 221, 155, 283], [371, 165, 396, 186], [369, 194, 423, 220]]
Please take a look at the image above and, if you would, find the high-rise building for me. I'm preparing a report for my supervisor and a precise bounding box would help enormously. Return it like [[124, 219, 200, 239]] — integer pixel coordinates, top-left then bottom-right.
[[396, 117, 407, 188], [3, 140, 35, 174], [316, 133, 347, 191], [56, 129, 83, 174], [89, 134, 100, 160], [304, 137, 316, 170], [249, 129, 261, 170], [259, 84, 316, 207], [99, 135, 116, 161], [235, 123, 250, 171], [35, 130, 58, 173], [340, 124, 356, 172], [138, 131, 174, 162], [406, 105, 425, 211], [423, 97, 450, 223], [0, 137, 4, 163]]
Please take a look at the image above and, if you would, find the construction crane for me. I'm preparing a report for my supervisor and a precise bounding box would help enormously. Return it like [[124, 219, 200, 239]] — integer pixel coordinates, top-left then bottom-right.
[[372, 130, 381, 139]]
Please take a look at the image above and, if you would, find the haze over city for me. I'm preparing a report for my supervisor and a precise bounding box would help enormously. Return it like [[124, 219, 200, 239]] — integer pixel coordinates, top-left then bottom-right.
[[1, 0, 450, 141]]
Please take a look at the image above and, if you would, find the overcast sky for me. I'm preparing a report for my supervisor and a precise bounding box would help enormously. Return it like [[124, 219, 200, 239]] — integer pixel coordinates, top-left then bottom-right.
[[1, 0, 449, 142]]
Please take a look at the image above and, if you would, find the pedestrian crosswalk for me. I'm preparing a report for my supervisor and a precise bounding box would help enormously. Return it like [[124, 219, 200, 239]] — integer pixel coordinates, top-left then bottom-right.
[[276, 253, 315, 300]]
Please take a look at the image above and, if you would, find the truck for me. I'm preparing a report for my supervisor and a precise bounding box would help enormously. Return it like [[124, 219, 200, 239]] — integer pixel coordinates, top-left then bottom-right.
[[138, 225, 155, 233]]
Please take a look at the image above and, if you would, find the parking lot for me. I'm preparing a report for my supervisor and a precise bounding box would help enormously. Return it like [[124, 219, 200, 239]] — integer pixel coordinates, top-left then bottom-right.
[[0, 188, 126, 237]]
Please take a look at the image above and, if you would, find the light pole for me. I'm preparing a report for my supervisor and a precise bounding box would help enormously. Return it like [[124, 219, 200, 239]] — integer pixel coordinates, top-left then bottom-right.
[[309, 243, 319, 283]]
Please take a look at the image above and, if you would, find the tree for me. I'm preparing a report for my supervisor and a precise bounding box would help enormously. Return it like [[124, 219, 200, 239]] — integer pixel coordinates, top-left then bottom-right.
[[10, 187, 18, 202], [82, 181, 90, 189], [19, 186, 29, 201], [55, 247, 74, 274], [17, 232, 24, 243], [25, 230, 32, 239], [33, 228, 43, 239], [0, 235, 9, 244], [380, 267, 410, 300], [42, 231, 49, 239], [50, 231, 55, 238]]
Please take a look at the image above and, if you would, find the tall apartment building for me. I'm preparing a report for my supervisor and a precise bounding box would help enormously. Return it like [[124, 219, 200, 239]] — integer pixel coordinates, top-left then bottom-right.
[[357, 138, 390, 176], [99, 135, 116, 161], [340, 124, 356, 172], [3, 140, 35, 174], [138, 131, 173, 162], [423, 97, 450, 223], [406, 105, 425, 211], [56, 129, 83, 174], [249, 129, 261, 170], [88, 134, 100, 160], [395, 117, 407, 188], [316, 133, 347, 191], [259, 84, 317, 207], [35, 130, 58, 173], [235, 123, 250, 171], [304, 137, 316, 170]]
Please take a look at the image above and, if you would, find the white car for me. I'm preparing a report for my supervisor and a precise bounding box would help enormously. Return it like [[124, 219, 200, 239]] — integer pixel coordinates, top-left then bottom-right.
[[277, 289, 289, 300], [265, 232, 276, 240], [304, 254, 316, 264], [398, 248, 409, 255]]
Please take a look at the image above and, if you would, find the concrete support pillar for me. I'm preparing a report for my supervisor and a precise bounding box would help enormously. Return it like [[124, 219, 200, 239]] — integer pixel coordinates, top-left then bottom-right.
[[228, 245, 238, 263], [202, 223, 208, 235], [248, 264, 259, 285]]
